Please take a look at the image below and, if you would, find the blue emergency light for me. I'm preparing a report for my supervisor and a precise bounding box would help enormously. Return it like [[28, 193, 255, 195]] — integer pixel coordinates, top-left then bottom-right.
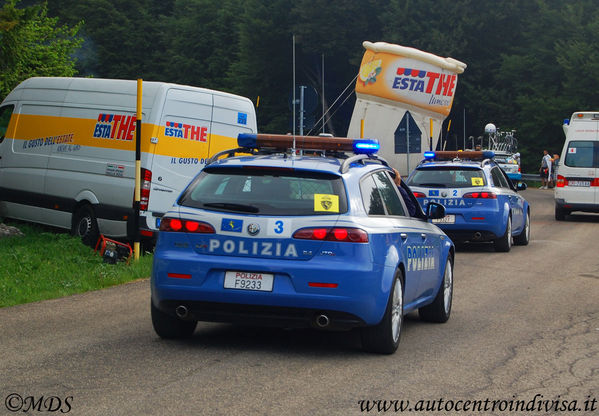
[[423, 151, 436, 159], [352, 139, 380, 155], [238, 133, 258, 148]]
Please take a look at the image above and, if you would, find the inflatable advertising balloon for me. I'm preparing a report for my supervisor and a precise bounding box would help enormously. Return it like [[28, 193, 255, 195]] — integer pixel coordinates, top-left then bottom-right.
[[348, 41, 466, 175]]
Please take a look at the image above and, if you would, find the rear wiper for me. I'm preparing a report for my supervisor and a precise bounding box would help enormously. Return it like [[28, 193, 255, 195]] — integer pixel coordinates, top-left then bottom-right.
[[416, 183, 448, 188], [203, 202, 259, 213]]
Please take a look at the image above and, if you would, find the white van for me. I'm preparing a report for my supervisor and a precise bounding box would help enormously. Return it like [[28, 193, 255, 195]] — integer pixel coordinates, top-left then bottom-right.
[[555, 111, 599, 220], [0, 77, 257, 244]]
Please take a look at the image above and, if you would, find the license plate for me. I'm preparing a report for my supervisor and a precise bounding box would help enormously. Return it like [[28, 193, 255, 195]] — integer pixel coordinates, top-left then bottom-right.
[[433, 214, 455, 224], [224, 271, 274, 292], [569, 180, 590, 187]]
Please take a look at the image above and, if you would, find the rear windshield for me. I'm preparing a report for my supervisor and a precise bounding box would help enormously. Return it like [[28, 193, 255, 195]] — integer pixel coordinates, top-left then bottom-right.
[[408, 166, 487, 188], [564, 141, 599, 168], [178, 167, 348, 215]]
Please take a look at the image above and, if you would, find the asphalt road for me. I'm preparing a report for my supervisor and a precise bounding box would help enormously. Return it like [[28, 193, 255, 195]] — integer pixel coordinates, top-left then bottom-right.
[[1, 189, 598, 416]]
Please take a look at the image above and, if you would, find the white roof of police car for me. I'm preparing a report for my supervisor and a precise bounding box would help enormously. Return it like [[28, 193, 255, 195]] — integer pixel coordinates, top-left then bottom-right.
[[209, 153, 388, 177]]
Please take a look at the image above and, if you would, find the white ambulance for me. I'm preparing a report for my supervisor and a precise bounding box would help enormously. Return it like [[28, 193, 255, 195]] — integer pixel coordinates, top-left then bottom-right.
[[0, 77, 257, 244], [555, 111, 599, 220]]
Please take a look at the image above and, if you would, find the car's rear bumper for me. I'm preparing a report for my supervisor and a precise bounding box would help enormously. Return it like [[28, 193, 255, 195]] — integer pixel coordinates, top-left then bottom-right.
[[153, 298, 366, 330], [441, 229, 499, 243], [555, 198, 599, 213]]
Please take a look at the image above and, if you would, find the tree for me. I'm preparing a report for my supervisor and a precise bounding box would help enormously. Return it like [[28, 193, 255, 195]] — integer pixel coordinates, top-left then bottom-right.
[[0, 0, 82, 100], [228, 0, 294, 132], [158, 0, 243, 90]]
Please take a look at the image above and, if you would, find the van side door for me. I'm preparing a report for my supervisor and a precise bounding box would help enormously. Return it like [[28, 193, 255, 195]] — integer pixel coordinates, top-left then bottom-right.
[[151, 88, 214, 219]]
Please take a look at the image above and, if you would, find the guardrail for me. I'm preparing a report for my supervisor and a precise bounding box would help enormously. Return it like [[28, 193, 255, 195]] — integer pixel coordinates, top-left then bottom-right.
[[521, 173, 539, 181]]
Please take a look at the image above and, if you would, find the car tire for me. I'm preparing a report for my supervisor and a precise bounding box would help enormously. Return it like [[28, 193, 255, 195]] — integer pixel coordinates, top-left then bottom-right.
[[494, 215, 512, 252], [151, 302, 197, 339], [555, 204, 567, 221], [72, 205, 99, 247], [514, 210, 530, 245], [360, 270, 403, 354], [419, 256, 453, 323]]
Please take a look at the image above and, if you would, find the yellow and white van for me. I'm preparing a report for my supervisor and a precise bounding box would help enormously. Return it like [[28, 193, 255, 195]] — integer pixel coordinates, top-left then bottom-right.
[[0, 77, 257, 244], [555, 111, 599, 220]]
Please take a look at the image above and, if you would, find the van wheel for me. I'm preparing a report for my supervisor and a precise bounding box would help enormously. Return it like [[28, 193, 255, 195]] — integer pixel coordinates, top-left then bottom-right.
[[151, 302, 197, 339], [419, 256, 453, 323], [72, 205, 99, 247], [494, 216, 512, 252], [360, 270, 403, 354], [514, 210, 530, 245], [555, 204, 567, 221]]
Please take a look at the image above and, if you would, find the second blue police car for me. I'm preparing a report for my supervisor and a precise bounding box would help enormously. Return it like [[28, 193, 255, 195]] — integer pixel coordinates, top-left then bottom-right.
[[151, 134, 455, 354], [407, 151, 530, 252]]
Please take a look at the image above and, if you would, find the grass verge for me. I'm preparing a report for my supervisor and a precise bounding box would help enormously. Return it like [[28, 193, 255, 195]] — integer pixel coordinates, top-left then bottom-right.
[[0, 220, 153, 308]]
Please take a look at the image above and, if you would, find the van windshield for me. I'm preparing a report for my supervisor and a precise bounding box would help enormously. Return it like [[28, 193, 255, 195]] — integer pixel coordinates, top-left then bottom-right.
[[564, 141, 599, 168]]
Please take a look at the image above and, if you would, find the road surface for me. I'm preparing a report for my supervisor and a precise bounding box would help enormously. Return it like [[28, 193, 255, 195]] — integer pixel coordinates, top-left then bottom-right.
[[1, 189, 598, 415]]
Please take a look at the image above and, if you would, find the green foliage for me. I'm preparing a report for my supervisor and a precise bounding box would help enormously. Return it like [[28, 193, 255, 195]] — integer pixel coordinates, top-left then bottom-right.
[[1, 0, 596, 170], [0, 221, 152, 307], [0, 0, 82, 100]]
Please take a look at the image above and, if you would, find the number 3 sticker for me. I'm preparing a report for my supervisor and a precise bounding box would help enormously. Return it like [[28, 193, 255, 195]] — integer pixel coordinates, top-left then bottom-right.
[[268, 219, 292, 237]]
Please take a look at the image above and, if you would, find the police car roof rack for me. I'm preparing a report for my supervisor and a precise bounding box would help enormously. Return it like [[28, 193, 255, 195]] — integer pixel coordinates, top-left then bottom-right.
[[481, 158, 494, 166], [206, 147, 260, 165], [421, 150, 495, 164], [339, 154, 389, 174]]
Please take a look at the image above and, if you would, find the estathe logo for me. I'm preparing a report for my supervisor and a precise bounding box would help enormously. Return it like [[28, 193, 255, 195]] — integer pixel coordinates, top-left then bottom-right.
[[392, 67, 457, 97], [93, 113, 136, 140], [164, 121, 208, 142]]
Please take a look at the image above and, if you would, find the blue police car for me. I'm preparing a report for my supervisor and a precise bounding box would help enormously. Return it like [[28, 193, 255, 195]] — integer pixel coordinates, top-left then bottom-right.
[[151, 134, 455, 354], [407, 151, 530, 252]]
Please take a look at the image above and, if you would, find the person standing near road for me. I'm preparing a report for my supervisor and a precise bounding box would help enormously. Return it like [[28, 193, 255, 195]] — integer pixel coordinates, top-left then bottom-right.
[[550, 153, 560, 188], [539, 150, 552, 189], [392, 168, 418, 217]]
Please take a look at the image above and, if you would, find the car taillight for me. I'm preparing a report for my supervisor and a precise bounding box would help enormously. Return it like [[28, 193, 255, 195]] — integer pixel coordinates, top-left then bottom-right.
[[159, 217, 215, 233], [413, 191, 426, 198], [140, 168, 152, 211], [592, 178, 599, 186], [463, 191, 497, 199], [556, 175, 566, 187], [293, 227, 369, 242]]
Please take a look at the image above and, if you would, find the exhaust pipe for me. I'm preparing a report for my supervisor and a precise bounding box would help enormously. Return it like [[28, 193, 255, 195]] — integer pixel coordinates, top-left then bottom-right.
[[473, 232, 482, 240], [175, 305, 188, 319], [315, 314, 330, 328]]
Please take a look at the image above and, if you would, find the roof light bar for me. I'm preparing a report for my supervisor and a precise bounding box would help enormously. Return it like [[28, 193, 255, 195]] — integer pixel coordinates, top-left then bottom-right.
[[237, 133, 380, 155], [424, 150, 495, 161]]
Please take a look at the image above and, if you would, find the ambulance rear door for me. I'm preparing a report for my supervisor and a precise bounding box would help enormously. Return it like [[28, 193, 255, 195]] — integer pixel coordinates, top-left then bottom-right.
[[561, 116, 599, 206]]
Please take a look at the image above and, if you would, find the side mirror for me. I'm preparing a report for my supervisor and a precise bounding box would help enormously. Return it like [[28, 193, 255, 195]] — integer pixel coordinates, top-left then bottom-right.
[[516, 182, 527, 191], [426, 202, 446, 220]]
